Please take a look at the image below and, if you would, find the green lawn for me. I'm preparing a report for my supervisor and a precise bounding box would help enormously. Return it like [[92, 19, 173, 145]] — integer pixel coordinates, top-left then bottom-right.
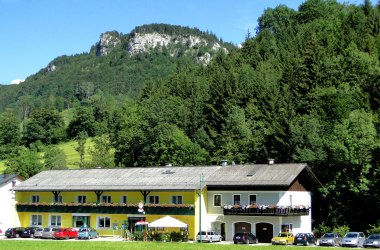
[[0, 240, 322, 250]]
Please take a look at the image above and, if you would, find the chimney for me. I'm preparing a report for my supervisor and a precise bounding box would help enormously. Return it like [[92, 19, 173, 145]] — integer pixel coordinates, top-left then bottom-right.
[[220, 160, 228, 166], [268, 159, 275, 165]]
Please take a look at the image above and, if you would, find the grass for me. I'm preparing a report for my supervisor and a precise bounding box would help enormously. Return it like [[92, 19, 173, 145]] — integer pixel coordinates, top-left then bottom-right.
[[0, 138, 95, 173], [57, 139, 94, 169], [0, 240, 322, 250]]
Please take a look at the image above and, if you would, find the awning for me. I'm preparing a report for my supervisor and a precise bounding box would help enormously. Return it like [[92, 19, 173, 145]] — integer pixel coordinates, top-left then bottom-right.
[[148, 216, 187, 228]]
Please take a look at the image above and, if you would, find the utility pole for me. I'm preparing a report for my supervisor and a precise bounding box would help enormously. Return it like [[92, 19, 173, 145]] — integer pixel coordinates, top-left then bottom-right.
[[199, 173, 204, 243]]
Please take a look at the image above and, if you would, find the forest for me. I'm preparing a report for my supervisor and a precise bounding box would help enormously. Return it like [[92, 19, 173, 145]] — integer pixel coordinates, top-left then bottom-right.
[[0, 0, 380, 233]]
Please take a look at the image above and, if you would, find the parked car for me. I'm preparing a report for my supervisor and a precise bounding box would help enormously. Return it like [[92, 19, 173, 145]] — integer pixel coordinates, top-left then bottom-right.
[[33, 227, 44, 238], [271, 232, 295, 245], [341, 232, 366, 247], [21, 227, 40, 238], [5, 227, 24, 238], [77, 227, 98, 239], [294, 233, 316, 246], [233, 232, 258, 244], [54, 227, 78, 239], [319, 232, 342, 246], [5, 227, 25, 238], [41, 227, 59, 239], [196, 231, 222, 242], [363, 234, 380, 248]]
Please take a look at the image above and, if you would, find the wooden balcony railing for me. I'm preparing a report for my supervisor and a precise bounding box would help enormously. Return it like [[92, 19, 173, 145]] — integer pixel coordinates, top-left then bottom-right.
[[223, 205, 310, 216]]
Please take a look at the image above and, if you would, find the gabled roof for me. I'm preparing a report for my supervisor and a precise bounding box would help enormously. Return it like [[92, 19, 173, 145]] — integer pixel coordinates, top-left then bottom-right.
[[0, 174, 23, 187], [13, 163, 321, 192]]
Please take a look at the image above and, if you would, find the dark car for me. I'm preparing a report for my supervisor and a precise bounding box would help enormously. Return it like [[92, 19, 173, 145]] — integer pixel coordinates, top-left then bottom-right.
[[21, 227, 40, 238], [364, 234, 380, 248], [294, 233, 316, 246], [319, 232, 342, 246], [233, 232, 258, 244], [5, 227, 25, 238]]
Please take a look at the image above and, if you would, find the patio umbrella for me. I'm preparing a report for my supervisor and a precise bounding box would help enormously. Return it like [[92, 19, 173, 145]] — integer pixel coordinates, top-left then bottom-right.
[[135, 220, 149, 226]]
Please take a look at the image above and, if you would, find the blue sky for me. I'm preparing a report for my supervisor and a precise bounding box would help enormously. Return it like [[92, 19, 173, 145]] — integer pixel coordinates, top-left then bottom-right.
[[0, 0, 371, 85]]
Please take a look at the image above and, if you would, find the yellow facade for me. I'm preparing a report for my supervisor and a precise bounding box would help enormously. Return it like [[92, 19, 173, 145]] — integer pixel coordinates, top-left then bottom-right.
[[15, 190, 203, 240]]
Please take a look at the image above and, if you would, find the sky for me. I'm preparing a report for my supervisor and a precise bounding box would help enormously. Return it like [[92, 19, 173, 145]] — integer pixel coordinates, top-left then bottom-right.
[[0, 0, 372, 85]]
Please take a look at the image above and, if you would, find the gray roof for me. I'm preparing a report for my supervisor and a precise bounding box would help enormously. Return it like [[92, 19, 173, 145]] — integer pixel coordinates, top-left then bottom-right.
[[0, 174, 23, 187], [13, 163, 317, 192]]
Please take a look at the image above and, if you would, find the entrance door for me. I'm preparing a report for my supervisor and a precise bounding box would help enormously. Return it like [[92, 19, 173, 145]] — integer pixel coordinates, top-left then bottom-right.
[[221, 223, 225, 241], [72, 216, 90, 228], [256, 222, 273, 243], [234, 222, 251, 234]]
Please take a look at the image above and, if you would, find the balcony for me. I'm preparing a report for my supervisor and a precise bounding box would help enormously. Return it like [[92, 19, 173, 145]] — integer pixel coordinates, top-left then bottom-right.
[[16, 202, 195, 215], [223, 205, 310, 216]]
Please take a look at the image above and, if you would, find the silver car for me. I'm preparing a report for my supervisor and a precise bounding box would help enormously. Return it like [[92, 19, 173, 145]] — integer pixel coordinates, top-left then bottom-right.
[[341, 232, 366, 247], [41, 227, 59, 239], [319, 233, 342, 246], [363, 234, 380, 248], [33, 227, 44, 238]]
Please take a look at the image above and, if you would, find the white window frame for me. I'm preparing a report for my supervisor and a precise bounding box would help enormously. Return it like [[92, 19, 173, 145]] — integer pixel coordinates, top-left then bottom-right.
[[101, 195, 112, 203], [97, 216, 111, 229], [249, 194, 257, 205], [31, 195, 40, 203], [50, 215, 62, 227], [31, 214, 42, 226], [121, 195, 127, 204], [233, 194, 241, 205], [77, 195, 87, 203], [213, 194, 222, 207], [171, 195, 183, 205], [149, 195, 159, 204]]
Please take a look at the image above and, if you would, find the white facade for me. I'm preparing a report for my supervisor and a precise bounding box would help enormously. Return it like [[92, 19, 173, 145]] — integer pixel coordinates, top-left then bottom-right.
[[205, 190, 312, 241], [0, 175, 22, 233]]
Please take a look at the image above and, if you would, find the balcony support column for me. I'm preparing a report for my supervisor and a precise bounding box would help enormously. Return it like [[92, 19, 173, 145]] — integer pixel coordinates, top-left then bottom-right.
[[140, 191, 151, 204], [52, 191, 61, 204], [94, 190, 104, 204]]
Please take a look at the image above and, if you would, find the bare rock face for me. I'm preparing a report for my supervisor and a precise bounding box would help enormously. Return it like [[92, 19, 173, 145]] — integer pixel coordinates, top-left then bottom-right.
[[94, 29, 229, 65], [96, 32, 121, 56]]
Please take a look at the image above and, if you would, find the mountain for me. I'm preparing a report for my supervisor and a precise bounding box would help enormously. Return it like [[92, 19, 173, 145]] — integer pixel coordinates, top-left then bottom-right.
[[0, 23, 234, 115]]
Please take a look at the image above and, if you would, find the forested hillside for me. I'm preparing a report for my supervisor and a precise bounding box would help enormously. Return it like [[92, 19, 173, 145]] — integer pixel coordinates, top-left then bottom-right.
[[1, 0, 380, 233]]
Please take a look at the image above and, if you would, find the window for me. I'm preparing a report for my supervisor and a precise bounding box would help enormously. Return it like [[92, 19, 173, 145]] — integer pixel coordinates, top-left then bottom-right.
[[149, 195, 159, 204], [77, 195, 87, 203], [249, 194, 257, 205], [233, 194, 240, 205], [98, 216, 111, 229], [101, 195, 112, 203], [121, 195, 127, 204], [213, 194, 221, 207], [31, 195, 40, 203], [171, 196, 183, 204], [53, 195, 63, 203], [50, 215, 62, 226], [31, 214, 42, 226], [281, 224, 293, 232], [289, 195, 293, 206]]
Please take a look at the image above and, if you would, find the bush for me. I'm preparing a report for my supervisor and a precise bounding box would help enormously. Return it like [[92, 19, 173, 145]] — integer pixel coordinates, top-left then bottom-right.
[[367, 224, 380, 235], [134, 231, 143, 241], [333, 225, 350, 237], [170, 231, 182, 242]]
